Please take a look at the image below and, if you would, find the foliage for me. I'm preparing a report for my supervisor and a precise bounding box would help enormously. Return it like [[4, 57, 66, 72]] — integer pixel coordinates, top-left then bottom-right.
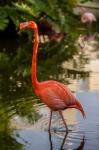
[[0, 0, 82, 93], [0, 0, 79, 30], [0, 10, 9, 30], [0, 0, 96, 31], [80, 0, 94, 3], [0, 132, 23, 150]]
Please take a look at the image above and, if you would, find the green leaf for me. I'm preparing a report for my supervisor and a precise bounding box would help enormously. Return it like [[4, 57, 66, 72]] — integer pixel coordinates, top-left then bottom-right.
[[0, 10, 9, 30]]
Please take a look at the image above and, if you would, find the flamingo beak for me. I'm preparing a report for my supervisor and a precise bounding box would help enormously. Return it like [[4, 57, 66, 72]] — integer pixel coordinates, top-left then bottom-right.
[[19, 22, 29, 30]]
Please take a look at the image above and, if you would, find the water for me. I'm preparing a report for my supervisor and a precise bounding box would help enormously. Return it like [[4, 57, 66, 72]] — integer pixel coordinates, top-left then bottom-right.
[[5, 91, 99, 150], [0, 34, 99, 149]]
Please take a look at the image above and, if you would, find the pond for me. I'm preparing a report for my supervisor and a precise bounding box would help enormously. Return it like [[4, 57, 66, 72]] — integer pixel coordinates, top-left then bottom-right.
[[0, 30, 99, 150]]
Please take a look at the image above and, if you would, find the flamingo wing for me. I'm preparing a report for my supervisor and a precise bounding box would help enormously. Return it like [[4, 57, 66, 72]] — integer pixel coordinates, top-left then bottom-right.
[[39, 82, 76, 111]]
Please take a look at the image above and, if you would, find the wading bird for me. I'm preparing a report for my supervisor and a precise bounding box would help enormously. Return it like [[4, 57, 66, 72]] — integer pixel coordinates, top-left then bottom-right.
[[19, 21, 86, 132]]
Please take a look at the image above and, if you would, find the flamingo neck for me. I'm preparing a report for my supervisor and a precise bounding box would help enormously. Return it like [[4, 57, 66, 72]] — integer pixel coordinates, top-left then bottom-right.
[[32, 28, 39, 88]]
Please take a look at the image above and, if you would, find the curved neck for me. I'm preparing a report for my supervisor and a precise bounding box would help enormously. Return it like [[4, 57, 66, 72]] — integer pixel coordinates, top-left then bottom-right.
[[31, 28, 39, 88]]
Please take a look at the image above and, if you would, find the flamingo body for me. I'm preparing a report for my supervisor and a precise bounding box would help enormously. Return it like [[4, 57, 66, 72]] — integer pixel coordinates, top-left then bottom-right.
[[19, 21, 86, 131], [35, 80, 85, 115]]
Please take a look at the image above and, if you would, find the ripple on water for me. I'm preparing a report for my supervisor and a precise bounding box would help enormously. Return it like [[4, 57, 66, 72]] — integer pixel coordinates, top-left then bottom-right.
[[1, 91, 99, 150]]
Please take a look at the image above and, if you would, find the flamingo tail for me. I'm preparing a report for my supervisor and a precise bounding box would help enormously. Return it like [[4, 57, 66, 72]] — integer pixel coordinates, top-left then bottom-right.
[[75, 100, 86, 118]]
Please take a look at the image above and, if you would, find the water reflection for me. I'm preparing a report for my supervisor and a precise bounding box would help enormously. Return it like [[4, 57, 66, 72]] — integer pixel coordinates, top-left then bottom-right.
[[0, 132, 23, 150], [12, 129, 85, 150], [1, 90, 99, 149], [76, 78, 89, 92], [48, 131, 68, 150], [48, 131, 85, 150]]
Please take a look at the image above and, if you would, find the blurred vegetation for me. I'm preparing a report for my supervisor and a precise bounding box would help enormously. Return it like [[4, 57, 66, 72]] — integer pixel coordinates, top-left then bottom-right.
[[0, 0, 94, 32], [0, 0, 81, 94], [0, 0, 78, 29]]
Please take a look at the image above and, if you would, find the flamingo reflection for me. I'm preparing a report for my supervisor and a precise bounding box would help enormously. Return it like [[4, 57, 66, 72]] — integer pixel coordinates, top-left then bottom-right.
[[75, 136, 85, 150], [48, 131, 85, 150], [48, 131, 68, 150]]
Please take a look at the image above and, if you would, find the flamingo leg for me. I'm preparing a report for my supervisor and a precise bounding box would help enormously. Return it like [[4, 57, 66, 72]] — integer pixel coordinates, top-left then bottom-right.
[[48, 110, 53, 131], [59, 111, 68, 132], [48, 130, 53, 150], [60, 131, 68, 149]]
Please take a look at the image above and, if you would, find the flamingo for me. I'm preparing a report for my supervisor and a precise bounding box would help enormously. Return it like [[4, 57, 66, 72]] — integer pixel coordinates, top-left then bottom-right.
[[19, 21, 86, 132], [81, 12, 96, 23], [81, 12, 96, 34]]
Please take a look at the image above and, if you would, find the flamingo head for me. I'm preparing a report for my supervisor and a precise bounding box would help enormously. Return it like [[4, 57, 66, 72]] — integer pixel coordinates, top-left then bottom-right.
[[19, 21, 37, 30]]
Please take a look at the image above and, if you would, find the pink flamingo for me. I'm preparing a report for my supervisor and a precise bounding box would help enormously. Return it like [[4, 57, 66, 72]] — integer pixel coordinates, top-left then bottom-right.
[[19, 21, 86, 132], [81, 12, 96, 23], [81, 12, 96, 33], [81, 12, 97, 42]]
